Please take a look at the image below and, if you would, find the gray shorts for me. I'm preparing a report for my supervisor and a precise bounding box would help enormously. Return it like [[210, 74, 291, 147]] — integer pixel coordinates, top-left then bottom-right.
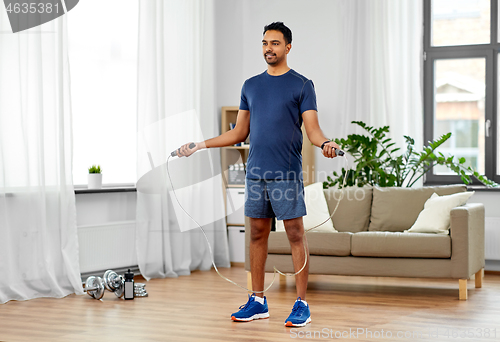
[[244, 178, 307, 220]]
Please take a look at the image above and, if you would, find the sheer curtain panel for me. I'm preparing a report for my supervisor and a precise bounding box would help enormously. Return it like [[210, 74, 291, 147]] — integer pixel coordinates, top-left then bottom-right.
[[323, 0, 424, 186], [136, 0, 229, 280], [0, 14, 82, 303]]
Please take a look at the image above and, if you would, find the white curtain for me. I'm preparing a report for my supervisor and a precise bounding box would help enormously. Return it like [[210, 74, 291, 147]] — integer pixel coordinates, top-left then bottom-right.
[[329, 0, 423, 185], [0, 16, 83, 303], [136, 0, 230, 280]]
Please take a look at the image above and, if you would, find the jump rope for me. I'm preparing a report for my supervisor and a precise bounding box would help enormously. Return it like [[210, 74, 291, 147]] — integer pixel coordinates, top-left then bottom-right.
[[166, 143, 348, 294]]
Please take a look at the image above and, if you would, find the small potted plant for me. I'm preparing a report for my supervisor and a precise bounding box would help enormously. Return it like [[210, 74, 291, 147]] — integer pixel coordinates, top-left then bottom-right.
[[88, 165, 102, 189]]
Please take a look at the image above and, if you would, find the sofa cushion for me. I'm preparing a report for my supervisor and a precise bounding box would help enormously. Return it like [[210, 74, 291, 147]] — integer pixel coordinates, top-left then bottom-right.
[[268, 231, 352, 256], [407, 191, 475, 234], [351, 231, 451, 258], [276, 182, 337, 233], [368, 185, 466, 232], [323, 186, 372, 233]]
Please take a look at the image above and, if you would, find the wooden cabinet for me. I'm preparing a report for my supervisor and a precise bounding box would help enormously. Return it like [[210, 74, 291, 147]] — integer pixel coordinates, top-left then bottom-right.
[[220, 106, 249, 190]]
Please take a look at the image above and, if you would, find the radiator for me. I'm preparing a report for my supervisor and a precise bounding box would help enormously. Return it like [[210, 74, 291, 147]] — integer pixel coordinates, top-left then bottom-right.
[[77, 221, 137, 274], [485, 217, 500, 261]]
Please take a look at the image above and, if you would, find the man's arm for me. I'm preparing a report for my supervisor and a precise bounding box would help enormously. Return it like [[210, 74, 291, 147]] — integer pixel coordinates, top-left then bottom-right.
[[302, 110, 339, 158], [177, 110, 250, 157]]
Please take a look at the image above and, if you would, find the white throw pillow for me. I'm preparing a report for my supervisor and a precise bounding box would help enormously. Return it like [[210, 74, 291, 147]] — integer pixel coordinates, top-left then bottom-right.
[[276, 182, 337, 233], [406, 191, 475, 234]]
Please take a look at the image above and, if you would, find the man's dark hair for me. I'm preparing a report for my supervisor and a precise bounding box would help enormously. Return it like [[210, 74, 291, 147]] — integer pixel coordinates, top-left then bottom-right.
[[263, 22, 292, 45]]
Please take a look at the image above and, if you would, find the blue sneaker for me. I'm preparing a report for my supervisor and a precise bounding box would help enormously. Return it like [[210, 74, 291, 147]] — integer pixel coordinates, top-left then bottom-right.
[[285, 297, 311, 327], [231, 294, 269, 322]]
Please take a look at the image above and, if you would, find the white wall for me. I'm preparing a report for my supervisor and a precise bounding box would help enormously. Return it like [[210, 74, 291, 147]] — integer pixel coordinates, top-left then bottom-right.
[[214, 0, 245, 117], [215, 0, 346, 182]]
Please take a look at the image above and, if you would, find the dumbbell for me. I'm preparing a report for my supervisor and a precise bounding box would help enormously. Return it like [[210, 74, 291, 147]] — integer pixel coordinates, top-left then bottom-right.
[[83, 276, 105, 300], [103, 269, 125, 298], [134, 283, 148, 297]]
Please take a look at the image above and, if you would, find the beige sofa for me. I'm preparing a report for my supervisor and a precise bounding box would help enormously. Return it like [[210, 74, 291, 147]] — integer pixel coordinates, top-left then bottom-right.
[[244, 184, 485, 300]]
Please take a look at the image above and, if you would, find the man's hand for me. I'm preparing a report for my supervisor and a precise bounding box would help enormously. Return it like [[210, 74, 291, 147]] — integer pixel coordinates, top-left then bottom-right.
[[322, 141, 340, 158], [176, 142, 200, 157]]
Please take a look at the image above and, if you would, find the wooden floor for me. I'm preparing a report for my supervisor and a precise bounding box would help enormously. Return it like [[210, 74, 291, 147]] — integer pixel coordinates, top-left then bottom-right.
[[1, 267, 499, 342]]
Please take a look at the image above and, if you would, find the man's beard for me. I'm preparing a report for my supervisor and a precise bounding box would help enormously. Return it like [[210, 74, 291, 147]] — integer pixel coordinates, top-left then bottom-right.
[[264, 53, 279, 65]]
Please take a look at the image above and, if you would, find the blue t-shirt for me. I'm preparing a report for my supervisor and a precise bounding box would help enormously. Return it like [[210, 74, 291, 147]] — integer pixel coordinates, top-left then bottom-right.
[[240, 69, 317, 180]]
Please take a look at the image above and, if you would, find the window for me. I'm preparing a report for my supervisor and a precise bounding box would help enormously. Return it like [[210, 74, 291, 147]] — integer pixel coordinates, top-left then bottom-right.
[[67, 0, 138, 186], [424, 0, 499, 185]]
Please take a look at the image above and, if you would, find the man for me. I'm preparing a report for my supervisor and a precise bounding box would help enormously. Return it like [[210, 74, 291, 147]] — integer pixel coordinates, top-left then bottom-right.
[[177, 22, 339, 327]]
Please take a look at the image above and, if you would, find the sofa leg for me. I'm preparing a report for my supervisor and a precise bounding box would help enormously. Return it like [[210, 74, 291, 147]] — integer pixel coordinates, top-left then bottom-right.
[[475, 268, 484, 288], [279, 273, 287, 286], [459, 279, 468, 300], [247, 271, 252, 292]]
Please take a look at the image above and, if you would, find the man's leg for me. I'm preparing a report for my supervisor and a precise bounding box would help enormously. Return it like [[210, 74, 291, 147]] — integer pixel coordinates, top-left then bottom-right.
[[230, 217, 272, 321], [231, 179, 273, 322], [282, 216, 311, 327], [283, 216, 309, 299], [249, 217, 273, 297]]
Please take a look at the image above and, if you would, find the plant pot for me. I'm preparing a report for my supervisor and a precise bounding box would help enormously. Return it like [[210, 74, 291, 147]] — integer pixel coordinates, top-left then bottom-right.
[[88, 174, 102, 189]]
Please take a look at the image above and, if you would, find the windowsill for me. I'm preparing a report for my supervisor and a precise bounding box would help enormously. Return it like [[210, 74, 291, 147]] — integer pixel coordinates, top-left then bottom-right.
[[466, 185, 500, 192], [74, 185, 136, 194], [424, 181, 500, 192]]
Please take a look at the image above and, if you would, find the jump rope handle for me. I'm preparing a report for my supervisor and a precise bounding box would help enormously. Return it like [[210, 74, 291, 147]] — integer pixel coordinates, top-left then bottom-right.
[[171, 142, 196, 157], [321, 140, 344, 156]]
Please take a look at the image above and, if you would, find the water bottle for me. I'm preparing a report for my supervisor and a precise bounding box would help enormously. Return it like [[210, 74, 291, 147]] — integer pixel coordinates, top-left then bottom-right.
[[124, 269, 134, 300]]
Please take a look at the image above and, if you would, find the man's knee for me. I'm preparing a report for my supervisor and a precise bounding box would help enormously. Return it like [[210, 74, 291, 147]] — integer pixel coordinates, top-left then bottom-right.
[[250, 229, 269, 242], [250, 218, 272, 242], [284, 218, 304, 244]]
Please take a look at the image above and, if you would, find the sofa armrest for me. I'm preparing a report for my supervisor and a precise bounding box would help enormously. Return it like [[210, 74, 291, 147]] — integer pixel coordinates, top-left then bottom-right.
[[450, 203, 485, 278]]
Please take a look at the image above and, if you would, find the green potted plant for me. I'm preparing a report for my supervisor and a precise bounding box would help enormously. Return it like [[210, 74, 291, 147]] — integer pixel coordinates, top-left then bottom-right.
[[88, 165, 102, 189], [325, 121, 498, 189]]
